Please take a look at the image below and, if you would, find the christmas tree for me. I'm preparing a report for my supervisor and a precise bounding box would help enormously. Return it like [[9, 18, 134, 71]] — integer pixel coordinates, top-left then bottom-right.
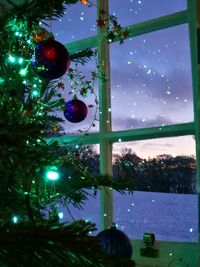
[[0, 0, 135, 266]]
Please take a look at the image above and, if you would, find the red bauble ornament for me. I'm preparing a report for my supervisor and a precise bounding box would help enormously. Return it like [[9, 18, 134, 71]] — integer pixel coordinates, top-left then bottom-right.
[[97, 225, 133, 258], [31, 39, 70, 80], [64, 99, 88, 123]]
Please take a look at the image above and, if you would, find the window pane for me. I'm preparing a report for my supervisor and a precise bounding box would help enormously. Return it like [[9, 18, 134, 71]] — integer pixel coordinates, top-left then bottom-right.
[[58, 189, 100, 235], [112, 136, 198, 242], [110, 24, 193, 131], [52, 1, 97, 43], [54, 145, 100, 234], [109, 0, 187, 27]]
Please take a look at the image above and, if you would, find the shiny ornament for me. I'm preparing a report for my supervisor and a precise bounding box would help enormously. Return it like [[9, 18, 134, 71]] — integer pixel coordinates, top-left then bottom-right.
[[57, 82, 65, 90], [97, 224, 133, 258], [52, 123, 60, 133], [80, 0, 87, 4], [31, 39, 70, 80], [96, 17, 106, 28], [32, 27, 51, 43], [64, 99, 88, 123]]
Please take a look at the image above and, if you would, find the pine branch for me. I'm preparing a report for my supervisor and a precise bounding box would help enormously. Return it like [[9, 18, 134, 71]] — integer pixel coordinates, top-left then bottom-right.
[[70, 49, 95, 65], [1, 0, 79, 21], [0, 221, 100, 267], [0, 221, 135, 267]]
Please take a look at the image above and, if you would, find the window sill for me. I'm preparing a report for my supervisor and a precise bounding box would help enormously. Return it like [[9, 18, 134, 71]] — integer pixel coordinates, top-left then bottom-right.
[[132, 239, 198, 267]]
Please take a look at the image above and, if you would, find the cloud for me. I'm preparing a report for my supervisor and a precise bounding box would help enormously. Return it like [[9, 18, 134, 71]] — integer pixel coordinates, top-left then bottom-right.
[[110, 65, 193, 103], [112, 115, 173, 131], [110, 23, 193, 104], [140, 142, 174, 149]]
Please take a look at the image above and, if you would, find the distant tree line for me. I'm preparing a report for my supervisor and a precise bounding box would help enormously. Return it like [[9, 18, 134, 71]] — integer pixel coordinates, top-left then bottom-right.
[[77, 146, 197, 194]]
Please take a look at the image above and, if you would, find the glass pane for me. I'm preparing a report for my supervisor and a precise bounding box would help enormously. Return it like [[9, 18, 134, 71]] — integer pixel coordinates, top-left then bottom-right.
[[52, 1, 97, 43], [112, 136, 198, 242], [49, 144, 100, 234], [109, 0, 187, 27], [110, 24, 193, 131], [58, 189, 100, 235]]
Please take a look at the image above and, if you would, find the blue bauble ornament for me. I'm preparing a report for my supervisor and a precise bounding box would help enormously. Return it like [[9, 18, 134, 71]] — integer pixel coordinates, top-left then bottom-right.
[[31, 39, 70, 80], [97, 224, 133, 258], [64, 99, 88, 123]]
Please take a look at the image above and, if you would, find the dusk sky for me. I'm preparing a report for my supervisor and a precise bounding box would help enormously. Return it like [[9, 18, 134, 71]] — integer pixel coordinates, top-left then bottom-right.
[[51, 0, 195, 158]]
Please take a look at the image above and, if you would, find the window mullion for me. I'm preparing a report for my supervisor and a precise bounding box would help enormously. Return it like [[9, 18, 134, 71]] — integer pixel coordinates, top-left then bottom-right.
[[114, 10, 188, 43], [97, 0, 113, 230]]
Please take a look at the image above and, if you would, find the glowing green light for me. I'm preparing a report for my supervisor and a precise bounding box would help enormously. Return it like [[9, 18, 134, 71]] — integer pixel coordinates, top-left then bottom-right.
[[18, 58, 24, 64], [32, 90, 39, 97], [8, 55, 16, 63], [33, 84, 37, 88], [47, 171, 59, 180], [12, 216, 18, 224], [19, 67, 28, 77], [0, 77, 5, 84], [27, 39, 31, 44], [15, 32, 19, 36], [45, 166, 60, 181]]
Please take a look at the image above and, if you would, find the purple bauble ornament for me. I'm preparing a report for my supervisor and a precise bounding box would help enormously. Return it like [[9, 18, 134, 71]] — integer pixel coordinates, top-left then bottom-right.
[[31, 39, 70, 80], [64, 99, 88, 123]]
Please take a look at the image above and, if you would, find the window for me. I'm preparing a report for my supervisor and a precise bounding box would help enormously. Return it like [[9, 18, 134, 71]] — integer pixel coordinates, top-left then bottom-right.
[[51, 0, 199, 254]]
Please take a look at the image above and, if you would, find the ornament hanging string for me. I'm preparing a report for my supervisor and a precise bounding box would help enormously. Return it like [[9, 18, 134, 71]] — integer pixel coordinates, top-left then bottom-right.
[[49, 0, 54, 34]]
